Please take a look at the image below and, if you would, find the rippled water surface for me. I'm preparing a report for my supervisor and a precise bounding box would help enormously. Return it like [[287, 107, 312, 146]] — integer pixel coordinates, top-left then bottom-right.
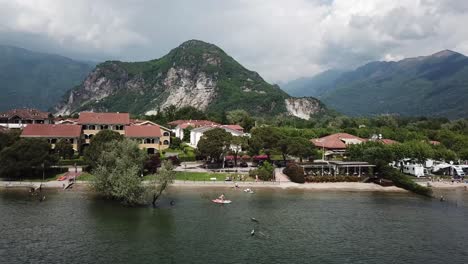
[[1, 187, 468, 264]]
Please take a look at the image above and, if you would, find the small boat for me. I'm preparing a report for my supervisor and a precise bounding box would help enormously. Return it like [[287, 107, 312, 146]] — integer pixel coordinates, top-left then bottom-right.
[[212, 199, 232, 204]]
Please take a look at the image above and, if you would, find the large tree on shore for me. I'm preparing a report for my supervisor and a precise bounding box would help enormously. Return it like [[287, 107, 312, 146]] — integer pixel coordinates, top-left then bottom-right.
[[148, 160, 176, 206], [84, 130, 124, 168], [197, 128, 232, 163], [92, 139, 146, 205]]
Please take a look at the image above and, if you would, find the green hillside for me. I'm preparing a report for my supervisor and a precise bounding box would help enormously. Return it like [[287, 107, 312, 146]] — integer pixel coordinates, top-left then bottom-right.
[[56, 40, 296, 117], [0, 45, 94, 111], [283, 50, 468, 119]]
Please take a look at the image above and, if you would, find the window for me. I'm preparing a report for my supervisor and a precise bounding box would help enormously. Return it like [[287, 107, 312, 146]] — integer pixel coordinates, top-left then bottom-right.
[[69, 139, 74, 144], [82, 125, 88, 130], [115, 125, 124, 130], [100, 125, 108, 130], [163, 140, 169, 145], [89, 125, 96, 130], [145, 138, 155, 144], [163, 132, 170, 137], [50, 138, 57, 144]]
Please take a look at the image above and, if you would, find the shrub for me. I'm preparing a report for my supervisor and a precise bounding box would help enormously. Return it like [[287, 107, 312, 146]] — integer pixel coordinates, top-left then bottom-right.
[[283, 163, 305, 183], [249, 161, 275, 181]]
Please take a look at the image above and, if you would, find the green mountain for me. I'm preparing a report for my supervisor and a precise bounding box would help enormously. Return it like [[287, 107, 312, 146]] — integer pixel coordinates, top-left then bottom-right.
[[0, 45, 95, 111], [281, 69, 344, 97], [55, 40, 325, 119], [283, 50, 468, 119]]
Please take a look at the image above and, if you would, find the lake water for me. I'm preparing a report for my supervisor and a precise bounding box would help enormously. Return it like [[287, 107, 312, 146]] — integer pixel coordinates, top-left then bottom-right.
[[1, 187, 468, 264]]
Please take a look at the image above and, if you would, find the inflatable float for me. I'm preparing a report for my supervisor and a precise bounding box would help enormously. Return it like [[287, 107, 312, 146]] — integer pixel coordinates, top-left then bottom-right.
[[212, 199, 232, 204]]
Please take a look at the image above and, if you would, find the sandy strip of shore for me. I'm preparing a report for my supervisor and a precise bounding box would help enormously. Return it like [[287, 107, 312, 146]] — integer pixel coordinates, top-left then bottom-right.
[[3, 180, 465, 192], [418, 181, 468, 189]]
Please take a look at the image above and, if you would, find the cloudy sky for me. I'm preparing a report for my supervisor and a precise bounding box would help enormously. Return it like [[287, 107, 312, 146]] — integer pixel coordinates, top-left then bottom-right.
[[1, 0, 468, 82]]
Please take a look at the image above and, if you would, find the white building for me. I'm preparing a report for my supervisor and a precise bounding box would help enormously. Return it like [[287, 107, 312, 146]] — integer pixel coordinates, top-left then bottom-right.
[[190, 125, 246, 148]]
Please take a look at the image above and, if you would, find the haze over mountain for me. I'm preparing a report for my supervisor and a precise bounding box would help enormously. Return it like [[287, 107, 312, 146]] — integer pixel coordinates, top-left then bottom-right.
[[282, 50, 468, 119], [55, 40, 325, 119], [0, 45, 95, 111]]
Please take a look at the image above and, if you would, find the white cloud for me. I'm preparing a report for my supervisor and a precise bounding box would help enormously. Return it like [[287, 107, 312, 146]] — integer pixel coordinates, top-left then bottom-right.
[[0, 0, 468, 82]]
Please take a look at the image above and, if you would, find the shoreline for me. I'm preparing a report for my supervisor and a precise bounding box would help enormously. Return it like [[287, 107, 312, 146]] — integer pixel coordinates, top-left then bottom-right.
[[1, 180, 466, 192]]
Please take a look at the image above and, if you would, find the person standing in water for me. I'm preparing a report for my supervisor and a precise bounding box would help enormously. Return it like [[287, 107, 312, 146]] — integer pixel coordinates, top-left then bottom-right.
[[218, 193, 225, 201]]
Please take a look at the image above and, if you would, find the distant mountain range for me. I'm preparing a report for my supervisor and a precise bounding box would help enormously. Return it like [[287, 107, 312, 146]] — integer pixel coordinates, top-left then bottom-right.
[[0, 45, 95, 111], [282, 50, 468, 119], [54, 40, 325, 119]]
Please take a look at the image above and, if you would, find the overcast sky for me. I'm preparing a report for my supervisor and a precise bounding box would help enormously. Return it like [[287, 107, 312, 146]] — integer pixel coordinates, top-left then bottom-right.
[[1, 0, 468, 82]]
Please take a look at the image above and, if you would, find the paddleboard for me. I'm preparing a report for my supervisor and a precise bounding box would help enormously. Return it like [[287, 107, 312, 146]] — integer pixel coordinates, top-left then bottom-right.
[[212, 199, 232, 204]]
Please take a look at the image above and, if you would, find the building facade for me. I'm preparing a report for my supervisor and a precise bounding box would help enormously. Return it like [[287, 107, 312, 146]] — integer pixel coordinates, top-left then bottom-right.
[[0, 109, 52, 129], [21, 124, 82, 152]]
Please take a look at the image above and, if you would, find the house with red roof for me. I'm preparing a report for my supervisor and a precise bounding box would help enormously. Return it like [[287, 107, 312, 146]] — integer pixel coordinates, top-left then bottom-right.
[[78, 112, 130, 145], [125, 124, 171, 154], [310, 133, 366, 158], [21, 124, 82, 151], [169, 120, 221, 139], [0, 108, 52, 129]]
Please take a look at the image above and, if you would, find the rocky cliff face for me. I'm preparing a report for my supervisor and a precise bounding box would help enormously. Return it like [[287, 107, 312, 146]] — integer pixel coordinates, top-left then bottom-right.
[[55, 40, 327, 119], [285, 97, 324, 120]]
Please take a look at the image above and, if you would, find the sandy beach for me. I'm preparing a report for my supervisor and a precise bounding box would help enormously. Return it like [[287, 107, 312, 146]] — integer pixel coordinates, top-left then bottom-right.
[[2, 178, 466, 192]]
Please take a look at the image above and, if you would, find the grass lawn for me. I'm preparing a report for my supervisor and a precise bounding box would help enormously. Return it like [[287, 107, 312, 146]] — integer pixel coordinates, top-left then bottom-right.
[[175, 171, 229, 181], [77, 172, 95, 181], [144, 171, 251, 181]]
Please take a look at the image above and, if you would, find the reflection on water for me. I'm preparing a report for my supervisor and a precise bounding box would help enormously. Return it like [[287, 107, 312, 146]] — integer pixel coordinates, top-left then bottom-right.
[[1, 187, 468, 264]]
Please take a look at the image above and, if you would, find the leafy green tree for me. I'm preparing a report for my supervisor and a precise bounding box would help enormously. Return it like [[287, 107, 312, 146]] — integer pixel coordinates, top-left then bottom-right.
[[182, 126, 192, 142], [92, 139, 147, 205], [148, 160, 176, 206], [0, 130, 20, 152], [169, 136, 182, 149], [174, 106, 207, 121], [84, 130, 124, 168], [226, 109, 255, 132], [197, 128, 232, 163], [55, 139, 74, 159], [0, 138, 58, 179], [229, 136, 248, 166], [250, 126, 281, 158], [288, 137, 317, 162]]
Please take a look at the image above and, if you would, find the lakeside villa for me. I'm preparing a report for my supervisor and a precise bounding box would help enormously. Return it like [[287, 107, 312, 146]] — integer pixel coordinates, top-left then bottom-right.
[[168, 120, 224, 139], [189, 124, 246, 148], [19, 111, 172, 154]]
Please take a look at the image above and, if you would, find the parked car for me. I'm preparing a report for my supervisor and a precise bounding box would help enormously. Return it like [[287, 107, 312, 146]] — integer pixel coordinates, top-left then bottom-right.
[[240, 161, 248, 167]]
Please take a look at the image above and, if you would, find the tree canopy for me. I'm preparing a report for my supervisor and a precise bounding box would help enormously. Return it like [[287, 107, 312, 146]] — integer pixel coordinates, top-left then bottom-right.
[[197, 128, 232, 162], [92, 139, 146, 205], [84, 130, 124, 168], [0, 138, 58, 179]]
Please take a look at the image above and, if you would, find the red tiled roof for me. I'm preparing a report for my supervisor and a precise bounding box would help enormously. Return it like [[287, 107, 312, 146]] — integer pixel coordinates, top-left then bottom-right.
[[0, 108, 50, 120], [379, 139, 399, 145], [78, 112, 130, 125], [168, 120, 220, 128], [310, 133, 365, 150], [21, 124, 81, 138], [222, 124, 244, 132], [125, 125, 162, 138]]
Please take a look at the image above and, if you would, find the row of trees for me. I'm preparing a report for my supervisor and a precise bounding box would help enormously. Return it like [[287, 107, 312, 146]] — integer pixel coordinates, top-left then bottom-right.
[[195, 126, 320, 165]]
